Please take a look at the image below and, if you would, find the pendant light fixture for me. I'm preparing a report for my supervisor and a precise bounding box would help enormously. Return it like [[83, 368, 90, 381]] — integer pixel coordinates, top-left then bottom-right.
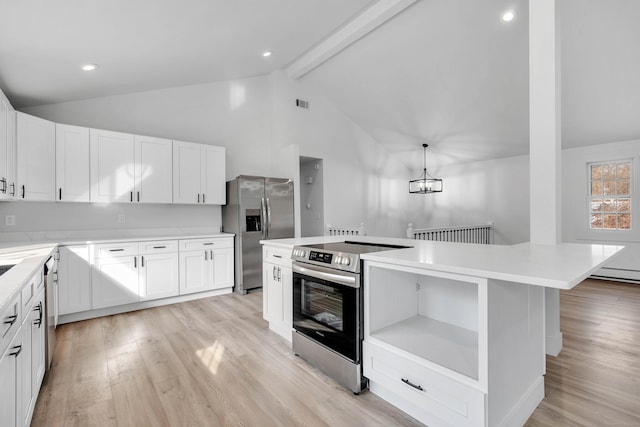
[[409, 144, 443, 194]]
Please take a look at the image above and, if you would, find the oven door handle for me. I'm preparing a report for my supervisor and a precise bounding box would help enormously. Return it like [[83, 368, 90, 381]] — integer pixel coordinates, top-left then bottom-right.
[[292, 263, 359, 288]]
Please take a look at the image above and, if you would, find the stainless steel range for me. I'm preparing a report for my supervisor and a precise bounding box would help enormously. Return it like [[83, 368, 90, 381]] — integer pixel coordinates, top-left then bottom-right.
[[291, 241, 409, 394]]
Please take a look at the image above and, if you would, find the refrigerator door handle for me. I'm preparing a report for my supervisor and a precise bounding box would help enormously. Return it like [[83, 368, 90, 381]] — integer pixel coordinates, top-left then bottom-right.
[[266, 197, 272, 240], [260, 197, 268, 240]]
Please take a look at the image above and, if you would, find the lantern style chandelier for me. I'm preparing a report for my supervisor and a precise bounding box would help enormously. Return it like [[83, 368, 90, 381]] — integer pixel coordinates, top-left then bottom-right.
[[409, 144, 443, 194]]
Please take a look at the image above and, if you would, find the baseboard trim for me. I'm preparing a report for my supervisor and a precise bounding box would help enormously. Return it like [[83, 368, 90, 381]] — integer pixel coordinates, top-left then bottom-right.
[[58, 287, 233, 324], [497, 376, 544, 427]]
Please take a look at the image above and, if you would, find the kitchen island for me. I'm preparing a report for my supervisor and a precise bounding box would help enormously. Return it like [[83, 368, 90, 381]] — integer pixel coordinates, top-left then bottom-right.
[[261, 235, 623, 427]]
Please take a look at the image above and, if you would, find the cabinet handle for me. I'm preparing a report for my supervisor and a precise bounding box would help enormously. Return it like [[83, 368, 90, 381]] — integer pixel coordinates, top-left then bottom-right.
[[277, 266, 281, 281], [0, 178, 6, 193], [130, 191, 133, 202], [3, 314, 18, 326], [137, 191, 140, 202], [401, 378, 424, 391], [273, 265, 277, 280], [141, 256, 144, 267], [153, 246, 166, 249], [134, 256, 137, 268], [34, 302, 43, 327], [9, 183, 15, 196], [203, 243, 214, 246], [204, 250, 208, 261], [9, 345, 22, 358], [210, 250, 213, 260], [273, 255, 282, 259], [59, 188, 62, 200], [22, 185, 25, 198], [109, 249, 124, 252], [203, 193, 205, 203], [197, 193, 200, 203]]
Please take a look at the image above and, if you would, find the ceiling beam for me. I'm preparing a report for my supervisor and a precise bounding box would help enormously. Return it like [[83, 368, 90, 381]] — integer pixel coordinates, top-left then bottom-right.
[[285, 0, 417, 79]]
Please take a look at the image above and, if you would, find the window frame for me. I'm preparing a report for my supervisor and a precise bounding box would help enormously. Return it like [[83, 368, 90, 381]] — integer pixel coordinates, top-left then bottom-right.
[[587, 159, 633, 232]]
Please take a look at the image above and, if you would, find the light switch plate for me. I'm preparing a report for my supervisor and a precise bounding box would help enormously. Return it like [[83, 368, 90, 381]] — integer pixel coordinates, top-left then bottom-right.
[[5, 215, 15, 226]]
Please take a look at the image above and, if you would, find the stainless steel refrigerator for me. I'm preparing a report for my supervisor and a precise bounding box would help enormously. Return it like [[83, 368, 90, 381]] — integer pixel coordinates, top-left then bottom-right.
[[222, 176, 295, 294]]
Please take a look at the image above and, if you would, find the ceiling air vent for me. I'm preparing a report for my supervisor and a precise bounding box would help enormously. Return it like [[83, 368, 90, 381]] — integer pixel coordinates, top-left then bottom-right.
[[296, 99, 309, 109]]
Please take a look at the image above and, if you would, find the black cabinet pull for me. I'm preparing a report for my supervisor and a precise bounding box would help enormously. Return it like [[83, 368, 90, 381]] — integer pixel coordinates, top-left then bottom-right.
[[204, 251, 208, 261], [21, 185, 25, 198], [134, 257, 137, 268], [203, 242, 214, 246], [137, 191, 140, 202], [130, 191, 133, 202], [9, 183, 15, 196], [203, 193, 206, 203], [0, 178, 6, 193], [141, 256, 144, 267], [59, 188, 62, 200], [3, 314, 18, 326], [153, 246, 166, 249], [401, 378, 424, 391], [197, 193, 200, 203], [33, 302, 43, 327], [9, 345, 22, 357], [109, 249, 124, 252]]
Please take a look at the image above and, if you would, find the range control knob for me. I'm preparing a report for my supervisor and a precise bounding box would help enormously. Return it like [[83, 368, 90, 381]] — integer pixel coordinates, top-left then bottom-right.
[[344, 257, 351, 266]]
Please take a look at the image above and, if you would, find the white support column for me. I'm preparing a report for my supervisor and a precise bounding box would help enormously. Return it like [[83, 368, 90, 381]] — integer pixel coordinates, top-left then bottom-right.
[[529, 0, 563, 356]]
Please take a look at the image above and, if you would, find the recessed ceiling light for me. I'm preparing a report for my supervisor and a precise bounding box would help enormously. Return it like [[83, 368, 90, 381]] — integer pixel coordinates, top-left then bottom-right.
[[262, 51, 272, 57], [501, 10, 515, 22], [82, 64, 99, 71]]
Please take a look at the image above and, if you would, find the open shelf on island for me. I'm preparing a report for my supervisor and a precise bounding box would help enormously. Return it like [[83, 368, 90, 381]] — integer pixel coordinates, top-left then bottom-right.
[[370, 315, 478, 380]]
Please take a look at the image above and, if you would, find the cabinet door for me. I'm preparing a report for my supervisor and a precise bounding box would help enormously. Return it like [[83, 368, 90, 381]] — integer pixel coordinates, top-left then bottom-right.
[[58, 246, 92, 315], [0, 97, 7, 198], [0, 333, 20, 427], [139, 252, 179, 300], [211, 248, 233, 290], [179, 250, 210, 295], [56, 124, 90, 202], [92, 256, 139, 309], [134, 135, 172, 204], [16, 112, 55, 201], [5, 110, 16, 199], [90, 128, 135, 203], [264, 262, 282, 323], [172, 140, 201, 204], [19, 316, 32, 427], [201, 145, 225, 205], [30, 292, 46, 400], [281, 265, 292, 328]]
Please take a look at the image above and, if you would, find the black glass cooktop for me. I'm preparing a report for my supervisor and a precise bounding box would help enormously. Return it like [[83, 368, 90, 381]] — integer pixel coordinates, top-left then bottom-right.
[[303, 241, 410, 255]]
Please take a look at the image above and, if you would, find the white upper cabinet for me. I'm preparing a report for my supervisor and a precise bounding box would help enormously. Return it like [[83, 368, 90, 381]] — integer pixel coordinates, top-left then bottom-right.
[[16, 112, 56, 201], [173, 140, 226, 205], [134, 135, 172, 203], [56, 124, 90, 202], [0, 97, 16, 200], [201, 145, 226, 205], [90, 128, 135, 203]]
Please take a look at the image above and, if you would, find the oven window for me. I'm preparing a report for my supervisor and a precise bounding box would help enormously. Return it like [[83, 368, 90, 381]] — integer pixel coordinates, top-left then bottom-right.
[[302, 281, 344, 331]]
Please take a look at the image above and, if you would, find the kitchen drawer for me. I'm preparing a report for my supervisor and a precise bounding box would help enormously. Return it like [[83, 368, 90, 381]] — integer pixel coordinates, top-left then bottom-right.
[[179, 237, 233, 251], [363, 341, 485, 427], [1, 294, 21, 353], [21, 271, 41, 312], [93, 242, 138, 259], [263, 246, 292, 267], [139, 240, 178, 254]]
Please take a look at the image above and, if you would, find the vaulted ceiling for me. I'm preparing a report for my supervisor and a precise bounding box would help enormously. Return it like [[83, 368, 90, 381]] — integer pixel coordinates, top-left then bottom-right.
[[1, 0, 638, 166]]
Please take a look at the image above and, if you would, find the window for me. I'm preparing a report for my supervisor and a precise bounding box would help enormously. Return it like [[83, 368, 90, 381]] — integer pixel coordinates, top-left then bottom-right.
[[589, 160, 632, 230]]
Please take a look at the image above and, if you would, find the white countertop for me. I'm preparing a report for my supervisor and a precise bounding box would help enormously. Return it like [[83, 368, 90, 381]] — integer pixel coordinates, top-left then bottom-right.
[[0, 231, 235, 311], [261, 236, 624, 290]]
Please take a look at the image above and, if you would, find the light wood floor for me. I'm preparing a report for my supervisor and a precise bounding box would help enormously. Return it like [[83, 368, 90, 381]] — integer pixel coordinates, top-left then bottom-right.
[[32, 279, 640, 427]]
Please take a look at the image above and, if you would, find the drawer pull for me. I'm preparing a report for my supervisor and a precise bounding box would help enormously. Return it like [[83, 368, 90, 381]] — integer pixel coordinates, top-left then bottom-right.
[[9, 345, 22, 358], [401, 378, 424, 391], [273, 254, 282, 258], [3, 315, 18, 326], [203, 242, 214, 246], [153, 246, 166, 249], [109, 249, 125, 252]]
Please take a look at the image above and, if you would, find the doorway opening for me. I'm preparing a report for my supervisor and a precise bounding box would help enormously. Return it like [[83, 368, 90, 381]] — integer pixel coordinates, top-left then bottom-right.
[[299, 157, 324, 237]]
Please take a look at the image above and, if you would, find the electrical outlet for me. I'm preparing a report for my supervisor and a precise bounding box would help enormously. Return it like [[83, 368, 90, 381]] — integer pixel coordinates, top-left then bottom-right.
[[118, 214, 126, 224], [5, 215, 15, 226]]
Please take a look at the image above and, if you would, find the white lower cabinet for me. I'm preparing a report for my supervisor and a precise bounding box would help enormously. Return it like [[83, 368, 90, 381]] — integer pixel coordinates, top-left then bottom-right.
[[92, 255, 139, 309], [58, 245, 92, 315], [139, 251, 179, 301], [262, 245, 292, 341], [0, 331, 21, 427], [178, 238, 234, 295]]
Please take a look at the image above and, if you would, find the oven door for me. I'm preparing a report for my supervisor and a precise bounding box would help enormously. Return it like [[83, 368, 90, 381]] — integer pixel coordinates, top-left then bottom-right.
[[292, 262, 361, 363]]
